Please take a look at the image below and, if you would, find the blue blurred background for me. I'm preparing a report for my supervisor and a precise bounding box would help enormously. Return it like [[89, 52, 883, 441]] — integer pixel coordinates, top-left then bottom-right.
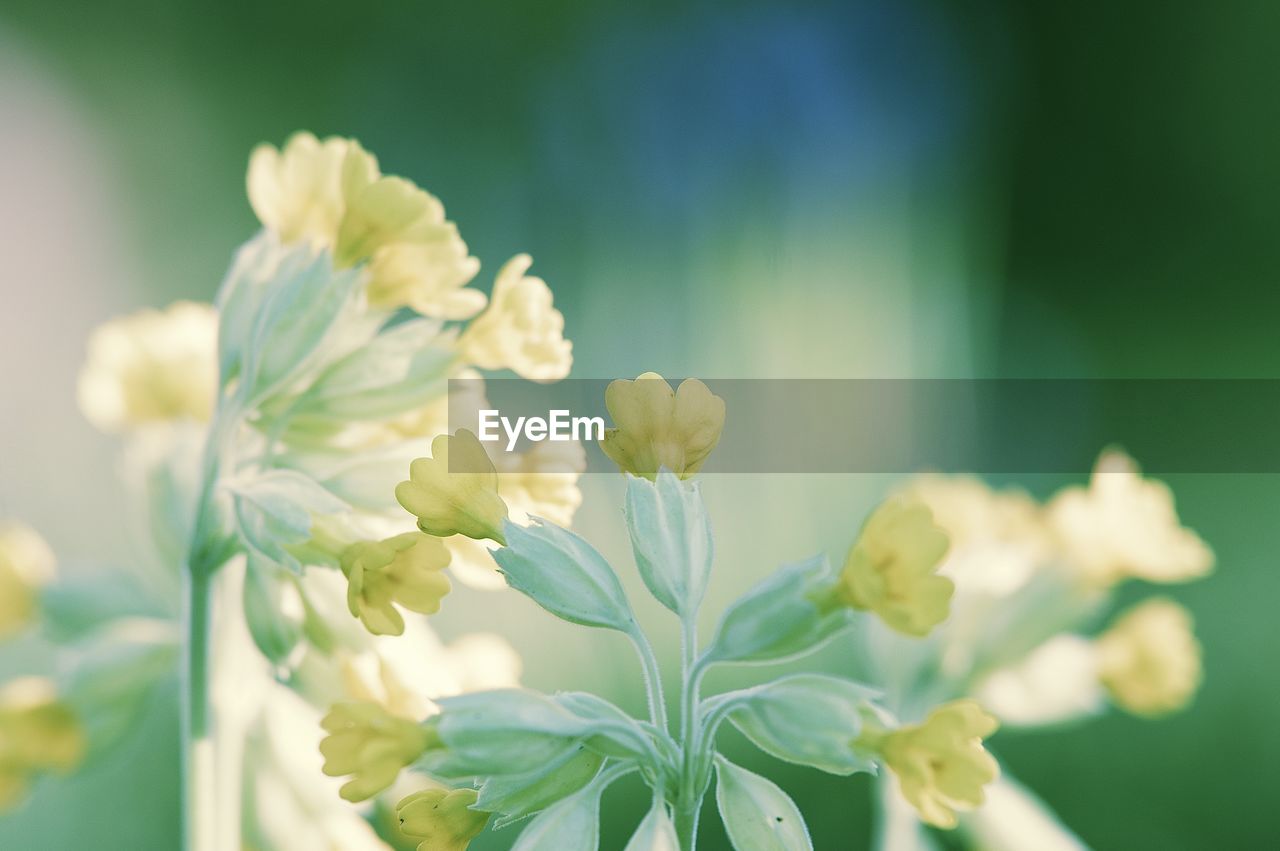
[[1, 1, 1278, 848]]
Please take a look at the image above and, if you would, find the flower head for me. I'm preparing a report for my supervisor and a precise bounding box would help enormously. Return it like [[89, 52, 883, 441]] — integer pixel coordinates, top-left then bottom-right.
[[599, 373, 725, 480], [396, 786, 489, 851], [0, 677, 85, 809], [835, 497, 953, 636], [77, 301, 218, 432], [320, 701, 435, 802], [864, 699, 999, 829], [248, 132, 483, 319], [396, 431, 509, 544], [459, 255, 572, 381], [340, 532, 453, 636], [1048, 450, 1213, 586], [1096, 598, 1201, 717], [0, 523, 56, 639]]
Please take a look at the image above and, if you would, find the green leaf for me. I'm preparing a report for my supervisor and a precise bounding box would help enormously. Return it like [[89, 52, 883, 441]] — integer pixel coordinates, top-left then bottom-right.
[[493, 520, 637, 633], [721, 674, 880, 775], [477, 745, 604, 827], [624, 804, 681, 851], [430, 689, 596, 777], [228, 470, 347, 571], [242, 557, 303, 664], [554, 692, 661, 763], [704, 556, 852, 665], [511, 783, 602, 851], [715, 757, 812, 851], [624, 471, 713, 617]]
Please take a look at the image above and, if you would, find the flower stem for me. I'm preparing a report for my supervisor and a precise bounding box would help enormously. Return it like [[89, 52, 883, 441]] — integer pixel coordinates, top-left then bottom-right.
[[183, 566, 215, 851], [675, 613, 704, 851]]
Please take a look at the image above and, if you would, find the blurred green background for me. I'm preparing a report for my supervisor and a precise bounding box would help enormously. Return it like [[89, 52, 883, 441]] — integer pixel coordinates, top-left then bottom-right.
[[1, 1, 1277, 848]]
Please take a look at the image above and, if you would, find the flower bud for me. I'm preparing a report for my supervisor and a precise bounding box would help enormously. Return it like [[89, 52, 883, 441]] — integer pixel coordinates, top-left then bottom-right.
[[396, 431, 509, 543], [835, 497, 953, 637], [320, 701, 435, 802], [340, 532, 452, 636], [599, 374, 724, 480], [0, 522, 55, 639], [0, 677, 85, 809], [396, 786, 489, 851], [1096, 598, 1201, 717]]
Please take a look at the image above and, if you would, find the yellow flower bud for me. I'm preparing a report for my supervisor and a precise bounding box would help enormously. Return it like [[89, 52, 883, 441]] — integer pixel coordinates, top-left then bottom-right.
[[396, 786, 489, 851], [835, 497, 953, 637], [459, 255, 572, 382], [340, 532, 452, 636], [0, 523, 55, 639], [320, 701, 434, 802], [248, 132, 484, 319], [598, 373, 725, 480], [396, 431, 509, 544], [77, 301, 218, 432], [0, 677, 85, 810], [862, 699, 999, 829], [1048, 450, 1213, 587], [1097, 598, 1201, 717]]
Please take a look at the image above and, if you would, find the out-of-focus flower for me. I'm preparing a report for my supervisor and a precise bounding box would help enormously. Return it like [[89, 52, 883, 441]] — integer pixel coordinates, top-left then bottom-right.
[[974, 635, 1104, 727], [0, 522, 56, 639], [396, 786, 489, 851], [77, 301, 218, 432], [0, 677, 85, 809], [599, 373, 725, 480], [494, 441, 585, 528], [340, 533, 452, 636], [835, 497, 953, 637], [396, 431, 509, 544], [320, 701, 435, 802], [1096, 598, 1201, 717], [1048, 451, 1213, 587], [248, 132, 483, 319], [459, 255, 571, 381], [862, 700, 999, 829]]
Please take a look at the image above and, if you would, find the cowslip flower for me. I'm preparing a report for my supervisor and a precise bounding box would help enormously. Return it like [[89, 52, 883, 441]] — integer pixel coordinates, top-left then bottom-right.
[[598, 373, 726, 480], [1096, 598, 1201, 717], [1048, 450, 1213, 587], [0, 677, 86, 809], [396, 786, 489, 851], [77, 301, 218, 432], [248, 132, 484, 319], [320, 701, 435, 802], [340, 532, 453, 636], [458, 254, 572, 381], [860, 700, 999, 829], [0, 522, 56, 639], [834, 497, 953, 637], [396, 431, 509, 544]]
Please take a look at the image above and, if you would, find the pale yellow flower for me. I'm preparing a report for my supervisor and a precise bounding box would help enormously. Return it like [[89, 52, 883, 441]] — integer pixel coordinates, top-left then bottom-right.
[[599, 373, 725, 480], [320, 701, 434, 802], [0, 677, 85, 810], [0, 523, 55, 639], [248, 132, 483, 319], [1048, 451, 1213, 586], [396, 431, 509, 544], [494, 440, 586, 528], [77, 301, 218, 432], [835, 497, 953, 637], [396, 786, 489, 851], [340, 533, 452, 636], [459, 255, 572, 381], [861, 700, 999, 829], [1097, 598, 1201, 717]]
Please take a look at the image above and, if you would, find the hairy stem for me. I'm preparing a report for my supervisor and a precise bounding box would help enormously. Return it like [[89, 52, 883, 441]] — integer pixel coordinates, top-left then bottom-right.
[[631, 629, 669, 732], [675, 614, 705, 851], [183, 567, 214, 851]]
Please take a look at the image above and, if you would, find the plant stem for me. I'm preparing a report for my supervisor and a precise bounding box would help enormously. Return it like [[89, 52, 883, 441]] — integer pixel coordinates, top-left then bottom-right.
[[631, 630, 669, 732], [183, 566, 214, 851], [675, 613, 704, 851]]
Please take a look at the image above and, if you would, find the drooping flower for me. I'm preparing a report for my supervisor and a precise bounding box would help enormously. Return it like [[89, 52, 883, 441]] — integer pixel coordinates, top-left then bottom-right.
[[319, 701, 435, 802], [0, 677, 85, 809], [458, 255, 572, 381], [396, 431, 509, 544], [340, 532, 453, 636], [396, 786, 490, 851], [1096, 598, 1201, 717], [1048, 450, 1213, 587], [77, 301, 219, 432], [598, 373, 725, 480], [0, 522, 56, 639], [835, 497, 953, 637], [248, 132, 484, 319], [860, 700, 999, 829]]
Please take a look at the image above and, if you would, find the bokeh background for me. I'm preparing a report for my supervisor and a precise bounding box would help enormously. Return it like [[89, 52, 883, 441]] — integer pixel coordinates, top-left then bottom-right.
[[2, 1, 1278, 848]]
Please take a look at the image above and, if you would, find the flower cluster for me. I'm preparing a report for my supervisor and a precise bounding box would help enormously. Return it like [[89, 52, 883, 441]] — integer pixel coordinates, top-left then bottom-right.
[[322, 375, 1000, 850]]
